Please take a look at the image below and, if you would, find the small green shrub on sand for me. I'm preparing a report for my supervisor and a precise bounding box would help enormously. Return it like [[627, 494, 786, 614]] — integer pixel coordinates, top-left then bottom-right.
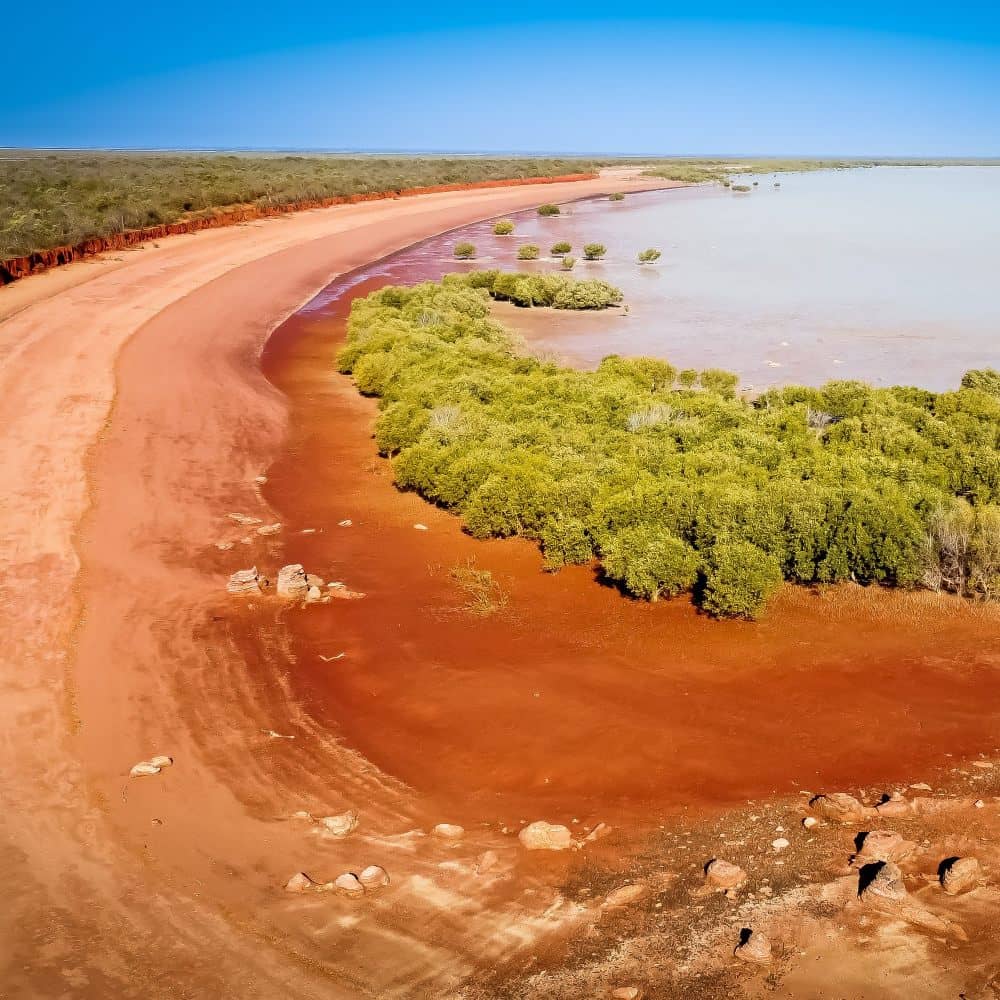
[[550, 241, 572, 256], [517, 244, 540, 260], [560, 255, 576, 270], [637, 248, 662, 264], [537, 203, 561, 216], [609, 192, 625, 201], [493, 219, 515, 235], [583, 243, 607, 260], [602, 526, 699, 600], [701, 542, 783, 619], [453, 241, 477, 259]]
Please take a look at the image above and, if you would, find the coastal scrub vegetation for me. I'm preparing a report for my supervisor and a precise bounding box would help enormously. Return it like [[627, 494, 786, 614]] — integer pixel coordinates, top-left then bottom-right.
[[517, 245, 540, 260], [583, 243, 607, 260], [0, 152, 605, 258], [561, 256, 576, 270], [637, 248, 662, 264], [456, 269, 623, 309], [537, 203, 561, 216], [493, 219, 515, 235], [338, 278, 1000, 619], [550, 241, 572, 256], [453, 241, 477, 259]]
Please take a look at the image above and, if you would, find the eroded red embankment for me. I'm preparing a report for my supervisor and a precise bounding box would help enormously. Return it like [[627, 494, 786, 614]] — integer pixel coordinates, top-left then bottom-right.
[[0, 173, 598, 284], [257, 274, 1000, 829]]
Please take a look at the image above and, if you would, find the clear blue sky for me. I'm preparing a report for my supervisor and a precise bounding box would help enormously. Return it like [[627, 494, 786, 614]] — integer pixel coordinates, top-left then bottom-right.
[[7, 2, 1000, 154]]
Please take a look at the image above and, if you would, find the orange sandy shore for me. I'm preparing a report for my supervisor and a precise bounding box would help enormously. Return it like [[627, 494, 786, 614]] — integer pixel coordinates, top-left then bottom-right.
[[0, 170, 674, 998], [2, 167, 999, 999]]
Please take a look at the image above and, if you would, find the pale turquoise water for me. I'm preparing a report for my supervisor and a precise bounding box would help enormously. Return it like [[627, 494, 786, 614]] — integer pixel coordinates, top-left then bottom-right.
[[309, 166, 1000, 391]]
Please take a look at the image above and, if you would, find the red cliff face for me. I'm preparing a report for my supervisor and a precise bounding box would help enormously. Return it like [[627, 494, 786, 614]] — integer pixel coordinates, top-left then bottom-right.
[[0, 173, 598, 284]]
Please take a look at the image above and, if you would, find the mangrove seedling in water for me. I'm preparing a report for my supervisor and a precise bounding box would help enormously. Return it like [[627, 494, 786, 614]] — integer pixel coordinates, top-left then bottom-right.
[[560, 255, 576, 270], [732, 184, 752, 193], [550, 241, 572, 256], [493, 219, 515, 235], [453, 241, 477, 259], [517, 244, 540, 260], [637, 248, 662, 264], [583, 243, 607, 260], [609, 192, 625, 201], [537, 203, 561, 216]]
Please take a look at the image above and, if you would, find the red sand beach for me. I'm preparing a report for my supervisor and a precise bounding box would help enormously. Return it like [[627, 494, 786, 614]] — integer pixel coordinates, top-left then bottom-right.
[[2, 169, 998, 999]]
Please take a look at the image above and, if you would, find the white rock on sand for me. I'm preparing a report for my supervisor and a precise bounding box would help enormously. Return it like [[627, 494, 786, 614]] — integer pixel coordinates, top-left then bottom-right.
[[332, 873, 365, 898], [228, 513, 263, 526], [704, 859, 747, 891], [276, 564, 309, 599], [318, 810, 358, 838], [129, 755, 173, 777], [734, 929, 772, 965], [432, 823, 465, 840], [519, 821, 574, 851], [284, 872, 315, 893], [611, 988, 642, 1000], [809, 792, 869, 824], [860, 861, 907, 902], [256, 523, 282, 536], [940, 856, 981, 895], [227, 566, 261, 595], [853, 829, 913, 864], [358, 865, 390, 891], [474, 850, 500, 875]]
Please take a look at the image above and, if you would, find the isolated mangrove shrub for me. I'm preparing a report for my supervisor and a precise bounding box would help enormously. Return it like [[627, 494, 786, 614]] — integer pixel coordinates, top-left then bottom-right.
[[732, 184, 752, 193], [561, 256, 576, 271], [493, 219, 515, 235], [337, 278, 1000, 617], [637, 248, 662, 264], [517, 244, 540, 260], [609, 192, 625, 201], [583, 243, 607, 260], [602, 526, 699, 601], [537, 203, 561, 216], [701, 542, 783, 619], [453, 241, 477, 259], [550, 241, 572, 256]]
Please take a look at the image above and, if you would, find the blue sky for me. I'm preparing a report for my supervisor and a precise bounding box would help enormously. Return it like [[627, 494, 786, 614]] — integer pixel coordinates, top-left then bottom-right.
[[6, 2, 1000, 154]]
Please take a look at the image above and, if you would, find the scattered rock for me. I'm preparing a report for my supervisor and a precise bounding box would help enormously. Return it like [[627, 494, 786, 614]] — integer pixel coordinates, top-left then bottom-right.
[[255, 475, 267, 484], [853, 829, 913, 865], [704, 859, 747, 891], [810, 792, 869, 824], [358, 865, 390, 891], [148, 755, 173, 769], [338, 519, 353, 527], [734, 929, 772, 965], [256, 523, 282, 536], [285, 872, 315, 893], [909, 782, 932, 791], [802, 816, 819, 830], [333, 873, 365, 898], [875, 797, 910, 818], [129, 760, 163, 777], [328, 585, 366, 600], [277, 564, 309, 599], [972, 761, 994, 770], [772, 838, 790, 853], [584, 822, 611, 843], [306, 585, 322, 602], [602, 883, 650, 909], [940, 857, 981, 895], [228, 513, 263, 526], [432, 823, 465, 840], [612, 989, 642, 1000], [215, 541, 234, 551], [475, 850, 500, 875], [414, 523, 428, 531], [860, 861, 907, 902], [519, 821, 574, 851], [227, 566, 261, 595], [319, 810, 358, 838]]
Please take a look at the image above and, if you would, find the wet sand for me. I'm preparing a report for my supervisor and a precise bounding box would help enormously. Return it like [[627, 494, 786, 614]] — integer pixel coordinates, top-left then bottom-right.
[[2, 166, 999, 999]]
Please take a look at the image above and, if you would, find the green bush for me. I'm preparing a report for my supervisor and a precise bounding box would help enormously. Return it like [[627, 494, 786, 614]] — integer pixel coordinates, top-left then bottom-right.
[[609, 192, 625, 201], [550, 241, 572, 256], [453, 241, 477, 259], [637, 248, 662, 264], [732, 184, 752, 193], [561, 256, 576, 271], [537, 203, 561, 216], [337, 279, 1000, 618], [583, 243, 607, 260], [493, 219, 515, 236], [602, 526, 699, 601], [701, 542, 783, 619], [961, 368, 1000, 396], [517, 244, 540, 260]]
